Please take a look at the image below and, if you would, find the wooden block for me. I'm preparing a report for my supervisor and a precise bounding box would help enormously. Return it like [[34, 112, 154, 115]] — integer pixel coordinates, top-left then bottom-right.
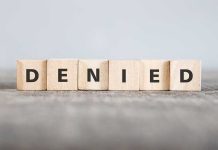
[[109, 60, 139, 90], [140, 60, 170, 90], [78, 60, 109, 90], [170, 60, 201, 91], [16, 60, 47, 90], [47, 59, 78, 90]]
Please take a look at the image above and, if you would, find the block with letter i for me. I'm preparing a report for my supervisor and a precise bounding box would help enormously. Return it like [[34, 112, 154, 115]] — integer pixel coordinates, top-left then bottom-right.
[[140, 60, 170, 90], [16, 60, 47, 90], [47, 59, 78, 90], [78, 59, 109, 90], [170, 60, 201, 91], [109, 60, 139, 90]]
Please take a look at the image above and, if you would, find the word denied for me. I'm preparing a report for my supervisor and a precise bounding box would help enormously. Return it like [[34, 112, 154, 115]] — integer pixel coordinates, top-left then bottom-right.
[[16, 59, 201, 91]]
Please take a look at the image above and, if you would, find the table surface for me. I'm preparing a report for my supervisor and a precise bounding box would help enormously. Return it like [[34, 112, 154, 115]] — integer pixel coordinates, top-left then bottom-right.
[[0, 70, 218, 150]]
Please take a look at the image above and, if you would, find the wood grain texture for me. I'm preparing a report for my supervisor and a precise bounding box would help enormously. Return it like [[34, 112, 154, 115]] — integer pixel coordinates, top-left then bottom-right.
[[109, 60, 139, 90], [1, 70, 218, 150], [170, 60, 201, 91], [47, 59, 78, 90], [140, 60, 170, 90], [16, 60, 47, 90], [78, 60, 109, 90]]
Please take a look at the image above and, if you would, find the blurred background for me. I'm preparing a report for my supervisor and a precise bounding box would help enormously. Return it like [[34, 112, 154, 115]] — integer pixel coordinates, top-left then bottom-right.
[[0, 0, 218, 70]]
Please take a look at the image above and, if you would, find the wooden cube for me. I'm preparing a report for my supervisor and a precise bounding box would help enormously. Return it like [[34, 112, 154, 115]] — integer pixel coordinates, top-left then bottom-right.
[[47, 59, 78, 90], [109, 60, 139, 90], [78, 60, 109, 90], [140, 60, 170, 90], [170, 60, 201, 91], [16, 60, 47, 90]]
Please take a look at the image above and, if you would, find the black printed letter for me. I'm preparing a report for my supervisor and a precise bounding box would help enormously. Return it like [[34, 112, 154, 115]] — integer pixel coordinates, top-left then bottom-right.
[[180, 69, 193, 82], [58, 69, 68, 82], [150, 69, 159, 83], [122, 69, 126, 83], [87, 69, 100, 82], [26, 69, 39, 82]]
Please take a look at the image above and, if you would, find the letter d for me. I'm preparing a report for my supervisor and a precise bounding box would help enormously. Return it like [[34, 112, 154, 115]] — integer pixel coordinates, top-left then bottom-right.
[[26, 69, 39, 82], [180, 69, 193, 82]]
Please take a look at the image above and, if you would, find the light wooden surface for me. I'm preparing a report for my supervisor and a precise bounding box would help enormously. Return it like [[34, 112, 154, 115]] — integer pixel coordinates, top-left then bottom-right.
[[78, 60, 109, 90], [47, 59, 78, 90], [109, 60, 140, 90], [0, 70, 218, 150], [16, 60, 47, 90], [140, 60, 170, 90], [170, 60, 201, 91]]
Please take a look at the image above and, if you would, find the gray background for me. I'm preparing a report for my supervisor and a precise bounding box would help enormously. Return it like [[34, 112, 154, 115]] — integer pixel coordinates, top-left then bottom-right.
[[0, 1, 218, 149], [0, 0, 218, 69]]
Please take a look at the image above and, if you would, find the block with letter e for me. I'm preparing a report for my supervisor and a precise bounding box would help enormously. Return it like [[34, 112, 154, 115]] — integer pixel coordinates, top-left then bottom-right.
[[47, 59, 78, 90], [140, 60, 170, 90], [170, 60, 201, 91], [16, 60, 47, 90]]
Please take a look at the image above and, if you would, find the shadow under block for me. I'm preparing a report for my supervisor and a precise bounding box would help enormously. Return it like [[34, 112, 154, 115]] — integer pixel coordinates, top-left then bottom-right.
[[109, 60, 139, 90], [170, 60, 201, 91], [47, 59, 78, 90], [140, 60, 170, 90], [16, 60, 47, 90], [78, 60, 109, 90]]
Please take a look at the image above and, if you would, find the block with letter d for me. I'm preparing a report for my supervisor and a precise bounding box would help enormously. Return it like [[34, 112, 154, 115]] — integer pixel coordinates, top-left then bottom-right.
[[16, 60, 47, 90], [170, 60, 201, 91]]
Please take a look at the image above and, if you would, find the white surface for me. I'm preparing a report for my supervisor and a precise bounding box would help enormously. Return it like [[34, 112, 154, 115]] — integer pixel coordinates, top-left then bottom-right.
[[0, 0, 218, 69]]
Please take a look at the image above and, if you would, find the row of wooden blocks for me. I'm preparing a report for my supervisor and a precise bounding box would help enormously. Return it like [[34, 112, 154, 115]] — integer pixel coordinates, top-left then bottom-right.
[[16, 59, 201, 91]]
